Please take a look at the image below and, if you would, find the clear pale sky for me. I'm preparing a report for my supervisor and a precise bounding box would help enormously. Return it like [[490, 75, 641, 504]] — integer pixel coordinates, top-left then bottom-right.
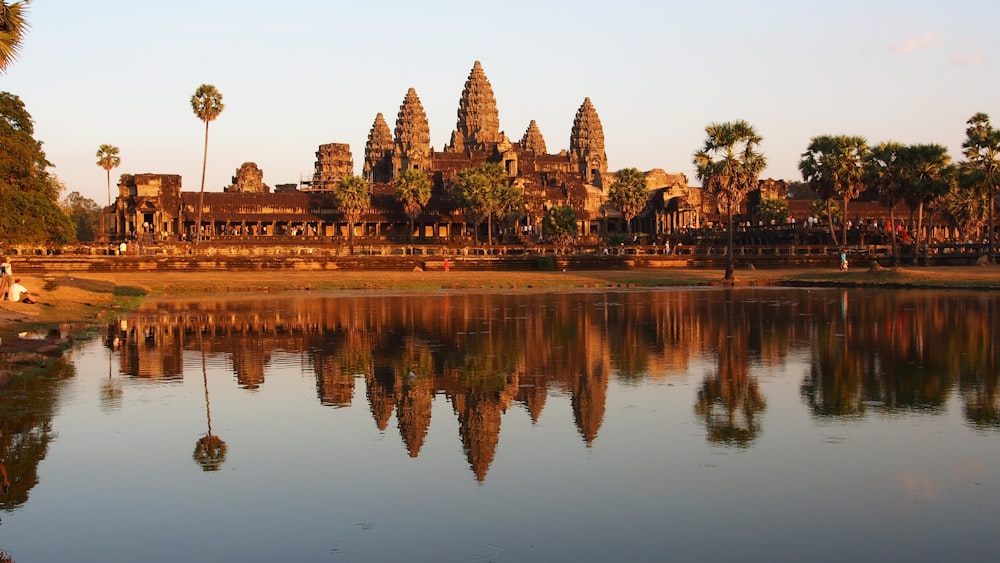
[[3, 0, 998, 206]]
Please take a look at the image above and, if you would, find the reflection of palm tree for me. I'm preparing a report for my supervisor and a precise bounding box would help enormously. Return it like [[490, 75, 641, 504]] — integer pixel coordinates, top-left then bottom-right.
[[193, 350, 226, 471], [694, 293, 766, 447]]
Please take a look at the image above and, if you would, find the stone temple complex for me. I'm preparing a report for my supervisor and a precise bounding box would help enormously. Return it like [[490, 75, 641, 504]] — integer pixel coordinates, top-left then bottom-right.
[[107, 61, 701, 244]]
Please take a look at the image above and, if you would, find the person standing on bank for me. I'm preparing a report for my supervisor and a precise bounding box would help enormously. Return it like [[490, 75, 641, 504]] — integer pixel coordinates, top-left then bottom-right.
[[840, 252, 849, 271], [0, 257, 12, 300]]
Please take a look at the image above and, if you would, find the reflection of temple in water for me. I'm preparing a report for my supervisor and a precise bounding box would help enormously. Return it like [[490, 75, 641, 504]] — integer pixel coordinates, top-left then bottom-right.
[[104, 289, 1000, 479]]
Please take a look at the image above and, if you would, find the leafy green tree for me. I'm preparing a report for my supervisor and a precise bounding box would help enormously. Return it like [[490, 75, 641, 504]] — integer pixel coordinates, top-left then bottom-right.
[[61, 191, 100, 242], [96, 144, 120, 207], [494, 180, 524, 241], [0, 92, 74, 245], [0, 1, 29, 74], [543, 204, 577, 247], [866, 141, 907, 267], [901, 144, 954, 263], [607, 167, 648, 235], [693, 120, 767, 280], [333, 175, 370, 254], [393, 168, 432, 242], [961, 113, 1000, 262], [799, 134, 869, 250], [190, 84, 223, 244], [755, 198, 788, 225], [451, 167, 491, 244], [950, 167, 990, 243]]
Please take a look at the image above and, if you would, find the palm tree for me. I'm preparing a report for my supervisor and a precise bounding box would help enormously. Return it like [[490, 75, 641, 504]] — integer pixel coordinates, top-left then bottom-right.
[[0, 1, 29, 74], [961, 113, 1000, 262], [866, 141, 906, 267], [190, 84, 224, 244], [393, 168, 432, 242], [693, 120, 767, 280], [607, 167, 648, 235], [95, 144, 121, 207], [451, 167, 490, 245], [799, 135, 869, 250], [333, 175, 370, 254], [901, 144, 954, 264]]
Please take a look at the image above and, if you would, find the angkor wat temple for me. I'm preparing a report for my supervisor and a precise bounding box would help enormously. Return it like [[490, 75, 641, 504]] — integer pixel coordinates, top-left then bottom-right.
[[106, 61, 703, 245]]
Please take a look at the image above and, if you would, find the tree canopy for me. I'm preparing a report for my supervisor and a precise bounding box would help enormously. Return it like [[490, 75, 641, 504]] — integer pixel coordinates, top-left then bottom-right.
[[607, 167, 648, 234], [191, 84, 224, 245], [394, 168, 432, 241], [334, 175, 370, 253], [799, 134, 869, 249], [961, 112, 1000, 261], [0, 1, 30, 74], [693, 120, 766, 279], [0, 91, 74, 245]]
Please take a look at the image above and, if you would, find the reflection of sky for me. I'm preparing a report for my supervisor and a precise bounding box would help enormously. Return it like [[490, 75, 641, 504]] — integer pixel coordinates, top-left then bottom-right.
[[2, 291, 999, 562]]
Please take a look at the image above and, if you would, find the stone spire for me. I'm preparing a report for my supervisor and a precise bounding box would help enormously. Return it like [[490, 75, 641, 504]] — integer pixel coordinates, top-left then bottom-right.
[[569, 97, 608, 186], [447, 60, 504, 153], [520, 120, 547, 154], [393, 88, 432, 176], [363, 112, 394, 183]]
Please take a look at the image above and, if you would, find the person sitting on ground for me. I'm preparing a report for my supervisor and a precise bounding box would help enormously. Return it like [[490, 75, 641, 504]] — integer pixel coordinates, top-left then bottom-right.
[[7, 278, 38, 304]]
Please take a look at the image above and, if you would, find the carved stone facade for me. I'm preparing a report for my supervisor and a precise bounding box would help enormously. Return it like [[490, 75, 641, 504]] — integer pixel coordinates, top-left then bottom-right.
[[310, 143, 354, 190], [392, 88, 432, 175], [105, 61, 698, 244], [226, 162, 269, 193], [569, 97, 608, 187], [363, 113, 394, 183], [446, 60, 506, 153], [520, 120, 547, 154]]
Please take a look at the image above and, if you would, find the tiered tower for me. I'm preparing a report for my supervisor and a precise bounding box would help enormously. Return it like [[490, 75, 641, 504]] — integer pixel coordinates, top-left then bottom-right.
[[569, 97, 608, 186], [363, 113, 394, 183], [311, 143, 354, 190], [446, 61, 505, 153], [519, 120, 547, 154], [392, 88, 432, 176]]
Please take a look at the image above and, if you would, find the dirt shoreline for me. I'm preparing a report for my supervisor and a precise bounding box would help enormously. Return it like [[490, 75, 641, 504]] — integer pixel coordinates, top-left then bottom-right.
[[1, 264, 998, 384]]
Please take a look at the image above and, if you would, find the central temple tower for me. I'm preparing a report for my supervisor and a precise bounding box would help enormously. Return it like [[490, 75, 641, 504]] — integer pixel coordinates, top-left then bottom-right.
[[445, 61, 507, 153]]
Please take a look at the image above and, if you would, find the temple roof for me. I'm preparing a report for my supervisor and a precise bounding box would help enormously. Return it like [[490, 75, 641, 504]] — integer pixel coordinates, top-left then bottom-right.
[[520, 120, 547, 154], [394, 88, 431, 159]]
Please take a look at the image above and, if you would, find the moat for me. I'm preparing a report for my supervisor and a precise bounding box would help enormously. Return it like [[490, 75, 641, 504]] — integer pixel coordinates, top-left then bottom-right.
[[1, 287, 998, 561]]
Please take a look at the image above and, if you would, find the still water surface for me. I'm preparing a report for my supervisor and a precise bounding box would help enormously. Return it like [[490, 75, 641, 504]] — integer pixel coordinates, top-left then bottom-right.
[[1, 287, 999, 562]]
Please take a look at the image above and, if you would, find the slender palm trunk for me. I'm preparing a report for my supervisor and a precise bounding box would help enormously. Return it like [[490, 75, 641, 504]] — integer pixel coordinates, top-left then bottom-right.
[[990, 188, 997, 263], [841, 196, 850, 249], [487, 214, 493, 245], [824, 202, 838, 248], [889, 207, 900, 268], [409, 216, 414, 243], [724, 201, 735, 280], [195, 121, 210, 246], [106, 169, 111, 207], [916, 202, 925, 265]]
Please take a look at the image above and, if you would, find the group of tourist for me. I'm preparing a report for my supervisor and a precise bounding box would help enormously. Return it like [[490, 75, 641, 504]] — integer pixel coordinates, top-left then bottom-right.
[[0, 257, 38, 304]]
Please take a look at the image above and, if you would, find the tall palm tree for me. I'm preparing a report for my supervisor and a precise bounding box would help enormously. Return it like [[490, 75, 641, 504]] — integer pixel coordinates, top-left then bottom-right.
[[693, 120, 767, 280], [190, 84, 224, 245], [799, 135, 869, 250], [607, 167, 648, 235], [393, 168, 432, 242], [961, 113, 1000, 263], [95, 144, 121, 207], [333, 175, 370, 254], [866, 141, 906, 267], [901, 144, 954, 264], [0, 1, 30, 74]]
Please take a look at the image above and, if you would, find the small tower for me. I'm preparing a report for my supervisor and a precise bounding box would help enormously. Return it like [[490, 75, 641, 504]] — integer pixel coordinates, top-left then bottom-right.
[[520, 120, 547, 154], [569, 97, 608, 187], [393, 88, 431, 178], [363, 113, 394, 183]]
